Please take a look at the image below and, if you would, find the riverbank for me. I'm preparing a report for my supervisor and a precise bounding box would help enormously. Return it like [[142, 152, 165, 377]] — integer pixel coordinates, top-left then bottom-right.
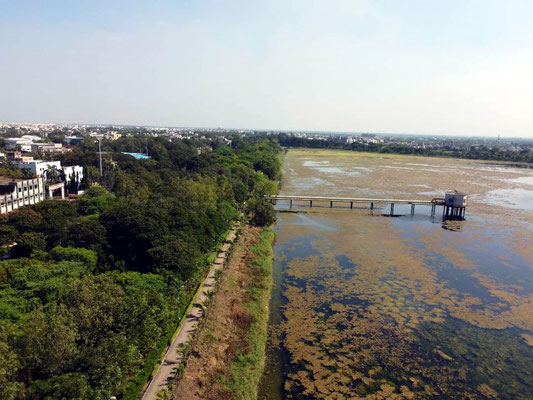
[[172, 225, 275, 400]]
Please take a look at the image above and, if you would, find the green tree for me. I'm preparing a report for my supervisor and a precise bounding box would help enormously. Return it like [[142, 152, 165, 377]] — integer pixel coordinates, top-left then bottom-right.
[[66, 217, 107, 255], [31, 372, 92, 400], [11, 232, 46, 258], [0, 223, 17, 246], [148, 237, 201, 279], [252, 173, 278, 196], [49, 246, 98, 270], [82, 165, 100, 187], [246, 198, 276, 226], [0, 339, 23, 400], [19, 303, 78, 379], [77, 185, 115, 215], [8, 208, 43, 234], [63, 276, 122, 347]]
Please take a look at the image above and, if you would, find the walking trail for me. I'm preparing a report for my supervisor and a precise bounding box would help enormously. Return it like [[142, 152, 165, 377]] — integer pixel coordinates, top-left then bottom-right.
[[141, 224, 238, 400]]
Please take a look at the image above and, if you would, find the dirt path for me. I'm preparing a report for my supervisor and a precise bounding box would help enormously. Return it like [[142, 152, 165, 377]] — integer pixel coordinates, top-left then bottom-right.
[[141, 224, 238, 400]]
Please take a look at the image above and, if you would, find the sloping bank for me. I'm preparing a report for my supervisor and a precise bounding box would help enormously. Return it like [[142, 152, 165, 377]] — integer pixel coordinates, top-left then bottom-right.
[[172, 226, 275, 400]]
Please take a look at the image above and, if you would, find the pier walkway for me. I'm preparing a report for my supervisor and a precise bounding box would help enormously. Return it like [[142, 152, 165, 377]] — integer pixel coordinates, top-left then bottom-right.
[[265, 194, 447, 216]]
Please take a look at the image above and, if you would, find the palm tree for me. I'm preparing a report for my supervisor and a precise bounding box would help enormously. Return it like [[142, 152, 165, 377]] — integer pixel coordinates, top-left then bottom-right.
[[46, 165, 61, 184]]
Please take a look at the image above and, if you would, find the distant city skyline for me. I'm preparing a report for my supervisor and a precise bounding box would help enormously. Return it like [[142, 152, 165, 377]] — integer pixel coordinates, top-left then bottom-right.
[[2, 120, 532, 140], [2, 1, 533, 138]]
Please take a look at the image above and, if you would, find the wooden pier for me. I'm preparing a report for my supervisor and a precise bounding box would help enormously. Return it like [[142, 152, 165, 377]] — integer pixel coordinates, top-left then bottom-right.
[[264, 194, 462, 218]]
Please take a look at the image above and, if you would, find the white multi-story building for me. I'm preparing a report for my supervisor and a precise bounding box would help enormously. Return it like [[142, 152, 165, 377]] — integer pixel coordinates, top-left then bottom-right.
[[15, 160, 84, 188], [16, 160, 62, 177], [0, 176, 46, 214], [63, 165, 84, 183]]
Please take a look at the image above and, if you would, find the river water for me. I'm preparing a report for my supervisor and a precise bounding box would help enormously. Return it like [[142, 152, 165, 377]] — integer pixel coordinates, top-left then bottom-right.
[[259, 149, 533, 400]]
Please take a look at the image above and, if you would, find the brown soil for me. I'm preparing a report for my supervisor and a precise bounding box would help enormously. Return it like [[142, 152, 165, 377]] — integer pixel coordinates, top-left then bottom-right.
[[172, 225, 261, 400]]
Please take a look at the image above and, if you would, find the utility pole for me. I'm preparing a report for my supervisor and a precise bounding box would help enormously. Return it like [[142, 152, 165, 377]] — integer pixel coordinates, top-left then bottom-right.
[[98, 139, 103, 181]]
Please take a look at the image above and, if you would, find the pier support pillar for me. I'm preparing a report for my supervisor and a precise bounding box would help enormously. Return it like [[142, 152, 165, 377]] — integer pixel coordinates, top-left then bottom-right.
[[310, 200, 312, 208], [411, 204, 415, 215], [390, 203, 394, 216], [370, 202, 374, 210], [350, 201, 353, 209], [330, 201, 333, 208], [290, 199, 293, 208]]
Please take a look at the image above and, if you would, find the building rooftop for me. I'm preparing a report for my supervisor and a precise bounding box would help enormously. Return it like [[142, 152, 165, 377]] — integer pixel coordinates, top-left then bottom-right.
[[445, 190, 467, 196], [0, 177, 29, 185]]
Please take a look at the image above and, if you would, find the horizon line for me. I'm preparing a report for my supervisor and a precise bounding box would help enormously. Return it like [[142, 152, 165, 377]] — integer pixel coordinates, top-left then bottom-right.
[[1, 119, 532, 140]]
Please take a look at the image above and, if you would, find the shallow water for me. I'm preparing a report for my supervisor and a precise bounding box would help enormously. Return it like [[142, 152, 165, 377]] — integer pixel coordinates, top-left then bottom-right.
[[259, 150, 533, 400], [484, 188, 533, 211]]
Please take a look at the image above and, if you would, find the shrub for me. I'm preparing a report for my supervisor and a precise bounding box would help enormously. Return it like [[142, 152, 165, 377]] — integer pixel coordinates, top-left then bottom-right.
[[246, 198, 276, 227]]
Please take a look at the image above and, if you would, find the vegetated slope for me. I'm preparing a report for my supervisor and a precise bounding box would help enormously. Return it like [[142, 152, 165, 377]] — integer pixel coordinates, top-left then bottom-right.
[[173, 226, 274, 400], [0, 134, 281, 400]]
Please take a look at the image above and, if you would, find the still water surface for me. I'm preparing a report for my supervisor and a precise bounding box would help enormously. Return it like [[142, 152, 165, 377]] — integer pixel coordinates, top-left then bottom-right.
[[259, 149, 533, 400]]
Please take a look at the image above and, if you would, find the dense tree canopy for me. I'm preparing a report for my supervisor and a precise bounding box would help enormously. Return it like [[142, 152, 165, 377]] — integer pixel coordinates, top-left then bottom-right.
[[0, 135, 281, 399]]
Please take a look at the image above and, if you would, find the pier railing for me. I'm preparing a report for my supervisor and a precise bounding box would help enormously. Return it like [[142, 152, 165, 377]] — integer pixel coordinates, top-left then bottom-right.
[[264, 195, 459, 217]]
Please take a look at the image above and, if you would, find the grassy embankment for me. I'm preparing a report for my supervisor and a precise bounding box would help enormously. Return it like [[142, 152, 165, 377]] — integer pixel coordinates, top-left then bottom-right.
[[222, 227, 275, 399], [172, 226, 275, 400]]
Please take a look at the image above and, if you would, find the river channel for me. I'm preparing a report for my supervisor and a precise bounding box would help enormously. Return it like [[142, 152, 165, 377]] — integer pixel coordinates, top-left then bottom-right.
[[259, 149, 533, 399]]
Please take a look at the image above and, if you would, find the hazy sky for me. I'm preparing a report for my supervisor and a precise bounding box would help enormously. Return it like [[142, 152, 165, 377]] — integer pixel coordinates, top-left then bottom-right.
[[1, 0, 533, 137]]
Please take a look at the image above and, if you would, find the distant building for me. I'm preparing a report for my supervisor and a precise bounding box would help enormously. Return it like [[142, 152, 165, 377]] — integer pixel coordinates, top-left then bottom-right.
[[197, 146, 212, 155], [4, 138, 33, 152], [0, 176, 46, 214], [89, 131, 121, 141], [20, 135, 42, 142], [30, 143, 64, 153], [64, 136, 84, 145], [105, 131, 122, 140], [5, 151, 34, 163]]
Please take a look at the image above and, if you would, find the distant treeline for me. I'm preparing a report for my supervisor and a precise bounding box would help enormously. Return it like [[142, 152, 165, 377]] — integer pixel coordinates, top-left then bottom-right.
[[0, 135, 281, 399], [276, 133, 533, 164]]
